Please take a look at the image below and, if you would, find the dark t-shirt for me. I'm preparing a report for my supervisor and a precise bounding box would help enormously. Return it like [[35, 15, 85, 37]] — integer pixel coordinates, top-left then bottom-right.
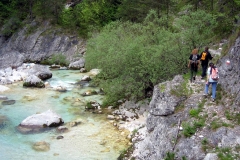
[[200, 51, 213, 65]]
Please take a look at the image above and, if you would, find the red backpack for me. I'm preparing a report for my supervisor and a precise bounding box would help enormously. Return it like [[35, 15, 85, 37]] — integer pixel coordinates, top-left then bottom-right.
[[210, 67, 219, 80]]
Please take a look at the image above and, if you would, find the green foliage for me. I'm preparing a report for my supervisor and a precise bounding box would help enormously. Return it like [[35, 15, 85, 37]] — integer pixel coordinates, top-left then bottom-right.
[[41, 54, 69, 66], [201, 138, 208, 145], [225, 111, 240, 125], [164, 152, 175, 160], [60, 8, 75, 28], [74, 0, 117, 37], [175, 5, 218, 49], [85, 17, 188, 105], [182, 122, 196, 137], [189, 108, 200, 118], [217, 147, 235, 160]]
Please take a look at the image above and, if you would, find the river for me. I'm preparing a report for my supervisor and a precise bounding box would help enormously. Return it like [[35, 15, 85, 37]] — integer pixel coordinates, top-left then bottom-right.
[[0, 69, 129, 160]]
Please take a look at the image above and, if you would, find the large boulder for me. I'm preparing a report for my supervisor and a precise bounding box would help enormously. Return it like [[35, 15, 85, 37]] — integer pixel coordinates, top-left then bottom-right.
[[69, 58, 85, 70], [28, 64, 52, 80], [23, 75, 45, 88], [19, 110, 63, 128]]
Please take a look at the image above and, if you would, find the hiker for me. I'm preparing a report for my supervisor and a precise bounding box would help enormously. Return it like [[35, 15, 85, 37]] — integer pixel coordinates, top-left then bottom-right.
[[188, 47, 200, 83], [200, 47, 213, 79], [204, 62, 218, 102]]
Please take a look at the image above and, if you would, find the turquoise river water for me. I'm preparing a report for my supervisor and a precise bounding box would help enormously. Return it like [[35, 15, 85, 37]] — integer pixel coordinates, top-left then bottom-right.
[[0, 69, 129, 160]]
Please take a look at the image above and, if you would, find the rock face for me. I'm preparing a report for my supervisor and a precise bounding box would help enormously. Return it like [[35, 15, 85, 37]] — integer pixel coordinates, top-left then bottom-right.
[[0, 20, 86, 70], [217, 36, 240, 106], [20, 110, 64, 127], [126, 74, 240, 160]]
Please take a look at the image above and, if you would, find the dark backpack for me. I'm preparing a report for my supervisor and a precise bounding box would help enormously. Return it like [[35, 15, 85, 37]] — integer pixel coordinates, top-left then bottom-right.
[[191, 55, 198, 66]]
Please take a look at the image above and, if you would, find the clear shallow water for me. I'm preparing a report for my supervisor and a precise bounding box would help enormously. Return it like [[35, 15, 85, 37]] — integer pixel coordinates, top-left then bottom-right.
[[0, 70, 129, 160]]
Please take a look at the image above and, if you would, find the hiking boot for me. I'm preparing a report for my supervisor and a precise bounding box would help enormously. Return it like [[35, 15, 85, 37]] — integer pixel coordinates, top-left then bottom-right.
[[201, 77, 204, 80], [212, 98, 215, 102], [193, 76, 195, 81]]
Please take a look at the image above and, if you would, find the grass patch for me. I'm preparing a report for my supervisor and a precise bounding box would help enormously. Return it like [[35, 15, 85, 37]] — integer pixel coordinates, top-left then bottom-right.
[[189, 108, 201, 118], [164, 152, 175, 160], [159, 84, 166, 92], [216, 147, 237, 160], [182, 122, 196, 137]]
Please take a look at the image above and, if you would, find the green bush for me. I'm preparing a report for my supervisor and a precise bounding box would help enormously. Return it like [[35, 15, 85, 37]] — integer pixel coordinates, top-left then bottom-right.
[[41, 54, 69, 66]]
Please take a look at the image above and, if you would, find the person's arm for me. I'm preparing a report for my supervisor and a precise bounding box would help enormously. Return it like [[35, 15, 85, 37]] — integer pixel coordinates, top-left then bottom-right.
[[208, 52, 213, 60], [188, 55, 192, 68]]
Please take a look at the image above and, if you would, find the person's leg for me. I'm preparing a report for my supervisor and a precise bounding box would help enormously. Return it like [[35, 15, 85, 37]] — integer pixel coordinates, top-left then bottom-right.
[[192, 66, 196, 81], [201, 64, 205, 78], [190, 68, 193, 82], [211, 82, 217, 99], [202, 64, 207, 78], [204, 82, 209, 95]]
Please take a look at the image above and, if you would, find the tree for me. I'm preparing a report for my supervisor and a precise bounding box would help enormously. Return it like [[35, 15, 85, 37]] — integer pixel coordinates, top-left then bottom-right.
[[175, 6, 218, 49]]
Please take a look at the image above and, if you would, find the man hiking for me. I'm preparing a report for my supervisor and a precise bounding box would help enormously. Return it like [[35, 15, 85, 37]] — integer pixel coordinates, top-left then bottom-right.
[[200, 47, 213, 79]]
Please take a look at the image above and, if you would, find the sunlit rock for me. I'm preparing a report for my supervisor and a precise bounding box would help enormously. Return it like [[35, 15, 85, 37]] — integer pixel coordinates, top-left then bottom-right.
[[0, 95, 8, 100], [0, 85, 10, 92], [81, 90, 98, 96], [28, 64, 52, 80], [56, 126, 68, 133], [55, 86, 67, 92], [23, 75, 45, 88], [81, 75, 91, 81], [69, 58, 85, 70], [89, 69, 100, 76], [80, 68, 87, 73], [32, 141, 50, 152], [20, 110, 64, 127]]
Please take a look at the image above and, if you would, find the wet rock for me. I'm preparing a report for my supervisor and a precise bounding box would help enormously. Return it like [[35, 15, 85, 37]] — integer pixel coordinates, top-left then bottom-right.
[[66, 120, 82, 127], [85, 101, 101, 110], [2, 100, 16, 105], [32, 141, 50, 152], [55, 86, 67, 92], [0, 95, 8, 100], [56, 135, 64, 139], [57, 126, 68, 133], [0, 115, 8, 129]]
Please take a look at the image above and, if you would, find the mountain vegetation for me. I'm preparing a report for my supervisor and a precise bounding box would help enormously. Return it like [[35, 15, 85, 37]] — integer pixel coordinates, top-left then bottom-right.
[[0, 0, 240, 106]]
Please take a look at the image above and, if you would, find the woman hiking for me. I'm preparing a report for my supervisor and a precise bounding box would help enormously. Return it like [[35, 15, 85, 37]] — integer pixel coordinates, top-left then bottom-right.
[[188, 47, 200, 83]]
